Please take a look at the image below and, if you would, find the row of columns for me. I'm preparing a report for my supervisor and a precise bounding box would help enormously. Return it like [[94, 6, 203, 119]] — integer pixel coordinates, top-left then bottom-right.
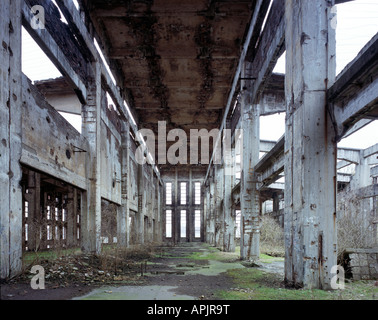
[[1, 0, 339, 290], [0, 0, 162, 279], [205, 0, 338, 290]]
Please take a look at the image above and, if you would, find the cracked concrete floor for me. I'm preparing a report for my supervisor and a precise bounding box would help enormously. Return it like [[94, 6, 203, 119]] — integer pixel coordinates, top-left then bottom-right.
[[74, 243, 284, 300]]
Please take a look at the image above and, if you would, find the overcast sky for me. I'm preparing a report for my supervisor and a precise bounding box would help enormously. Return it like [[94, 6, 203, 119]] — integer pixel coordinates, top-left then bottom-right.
[[22, 0, 378, 150]]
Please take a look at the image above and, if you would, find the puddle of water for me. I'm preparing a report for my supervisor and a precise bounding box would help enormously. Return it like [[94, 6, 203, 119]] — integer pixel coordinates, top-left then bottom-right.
[[74, 285, 195, 300]]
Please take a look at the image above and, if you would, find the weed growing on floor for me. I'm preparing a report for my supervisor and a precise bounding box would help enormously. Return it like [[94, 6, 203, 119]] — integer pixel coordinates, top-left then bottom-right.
[[215, 268, 378, 300]]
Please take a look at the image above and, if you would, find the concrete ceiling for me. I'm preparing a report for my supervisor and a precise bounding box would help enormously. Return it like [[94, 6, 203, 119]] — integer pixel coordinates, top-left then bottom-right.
[[82, 0, 256, 166]]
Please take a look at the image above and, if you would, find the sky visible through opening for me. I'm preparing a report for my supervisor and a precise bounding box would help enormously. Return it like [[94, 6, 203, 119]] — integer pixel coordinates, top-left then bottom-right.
[[21, 0, 378, 151]]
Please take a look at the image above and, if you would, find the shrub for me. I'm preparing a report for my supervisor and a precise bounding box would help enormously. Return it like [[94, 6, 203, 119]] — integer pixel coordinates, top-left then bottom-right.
[[259, 215, 285, 257], [337, 211, 376, 261]]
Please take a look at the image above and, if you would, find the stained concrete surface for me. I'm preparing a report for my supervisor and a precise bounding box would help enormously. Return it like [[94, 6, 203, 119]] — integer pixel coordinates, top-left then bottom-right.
[[73, 242, 284, 300], [75, 285, 195, 300]]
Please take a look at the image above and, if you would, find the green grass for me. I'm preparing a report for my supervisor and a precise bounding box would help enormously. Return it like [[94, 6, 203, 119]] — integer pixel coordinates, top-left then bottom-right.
[[23, 247, 81, 266], [259, 253, 285, 263], [216, 268, 378, 300], [185, 250, 221, 261]]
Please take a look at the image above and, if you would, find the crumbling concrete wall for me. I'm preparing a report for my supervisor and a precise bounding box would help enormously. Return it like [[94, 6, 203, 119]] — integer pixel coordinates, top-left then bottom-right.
[[21, 76, 89, 190], [344, 248, 378, 280], [1, 0, 166, 280]]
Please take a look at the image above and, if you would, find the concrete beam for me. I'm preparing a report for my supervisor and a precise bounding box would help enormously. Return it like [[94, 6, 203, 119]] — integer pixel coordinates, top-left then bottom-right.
[[21, 1, 87, 104], [337, 173, 351, 183], [343, 119, 374, 139], [255, 137, 285, 190], [259, 91, 286, 116], [337, 160, 353, 170], [328, 32, 378, 140], [371, 165, 378, 178], [363, 143, 378, 158], [337, 148, 361, 164], [250, 0, 285, 104], [54, 0, 97, 60], [332, 77, 378, 140], [260, 140, 279, 153], [355, 184, 378, 199]]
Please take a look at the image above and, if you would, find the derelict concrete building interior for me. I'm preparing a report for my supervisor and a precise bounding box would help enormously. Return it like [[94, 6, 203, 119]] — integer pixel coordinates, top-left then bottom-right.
[[1, 0, 377, 292]]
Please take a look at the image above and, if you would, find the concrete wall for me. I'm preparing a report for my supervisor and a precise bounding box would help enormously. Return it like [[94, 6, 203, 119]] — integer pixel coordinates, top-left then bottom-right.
[[344, 248, 378, 280], [21, 76, 88, 190]]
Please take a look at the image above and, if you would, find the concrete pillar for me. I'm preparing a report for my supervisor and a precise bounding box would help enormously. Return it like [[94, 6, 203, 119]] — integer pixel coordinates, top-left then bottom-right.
[[137, 163, 145, 244], [0, 0, 23, 279], [157, 178, 162, 242], [284, 0, 337, 289], [240, 62, 260, 261], [25, 172, 41, 252], [208, 173, 216, 245], [118, 120, 131, 248], [214, 165, 224, 247], [81, 62, 102, 254], [188, 168, 194, 242], [174, 167, 179, 243], [223, 123, 235, 252], [204, 183, 209, 242], [66, 185, 78, 248], [351, 151, 372, 190]]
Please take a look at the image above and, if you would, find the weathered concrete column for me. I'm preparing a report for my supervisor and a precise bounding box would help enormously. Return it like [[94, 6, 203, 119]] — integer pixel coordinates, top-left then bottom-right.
[[25, 171, 41, 252], [0, 0, 23, 279], [117, 120, 130, 248], [66, 186, 78, 248], [188, 168, 194, 242], [137, 163, 145, 244], [81, 62, 102, 254], [157, 178, 162, 242], [204, 182, 209, 242], [214, 164, 224, 247], [284, 0, 337, 289], [240, 62, 260, 261], [173, 167, 179, 243], [223, 124, 235, 252], [208, 173, 216, 245]]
